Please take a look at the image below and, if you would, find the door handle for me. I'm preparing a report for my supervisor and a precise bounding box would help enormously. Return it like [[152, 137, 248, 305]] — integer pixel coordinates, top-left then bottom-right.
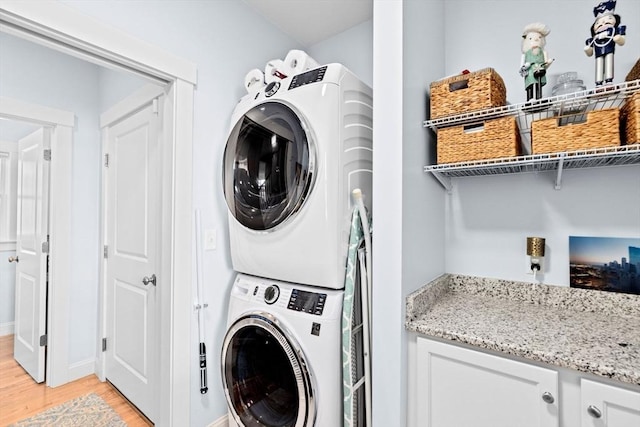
[[8, 256, 19, 263], [142, 274, 156, 286]]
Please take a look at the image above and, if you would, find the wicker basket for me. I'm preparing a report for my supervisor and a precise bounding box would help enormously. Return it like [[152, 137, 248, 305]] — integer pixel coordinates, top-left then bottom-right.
[[430, 68, 507, 119], [620, 92, 640, 145], [625, 59, 640, 82], [531, 108, 620, 154], [437, 116, 521, 164]]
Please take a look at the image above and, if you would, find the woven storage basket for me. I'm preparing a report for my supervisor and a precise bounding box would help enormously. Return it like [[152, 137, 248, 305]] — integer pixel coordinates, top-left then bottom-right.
[[437, 116, 521, 164], [620, 92, 640, 145], [625, 59, 640, 82], [430, 68, 506, 119], [531, 108, 620, 154]]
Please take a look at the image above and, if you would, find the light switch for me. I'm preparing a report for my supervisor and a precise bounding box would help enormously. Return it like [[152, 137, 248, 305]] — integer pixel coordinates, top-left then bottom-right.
[[204, 229, 216, 251]]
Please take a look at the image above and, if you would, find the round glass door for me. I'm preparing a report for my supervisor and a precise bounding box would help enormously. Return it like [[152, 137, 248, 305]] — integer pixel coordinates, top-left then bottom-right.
[[223, 102, 315, 231], [221, 314, 315, 427]]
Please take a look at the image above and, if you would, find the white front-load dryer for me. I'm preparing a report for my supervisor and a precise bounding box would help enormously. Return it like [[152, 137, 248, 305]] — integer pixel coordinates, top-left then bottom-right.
[[221, 273, 343, 427], [223, 63, 372, 289]]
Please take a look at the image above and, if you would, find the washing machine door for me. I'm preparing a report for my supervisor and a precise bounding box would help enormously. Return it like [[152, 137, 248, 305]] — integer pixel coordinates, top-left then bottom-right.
[[221, 313, 316, 427], [223, 101, 315, 231]]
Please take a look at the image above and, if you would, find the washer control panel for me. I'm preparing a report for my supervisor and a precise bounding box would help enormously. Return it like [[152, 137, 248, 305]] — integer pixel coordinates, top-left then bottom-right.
[[288, 289, 327, 315], [288, 66, 328, 90]]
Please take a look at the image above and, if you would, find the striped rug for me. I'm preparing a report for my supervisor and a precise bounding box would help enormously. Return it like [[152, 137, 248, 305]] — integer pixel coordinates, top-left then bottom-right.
[[10, 393, 126, 426]]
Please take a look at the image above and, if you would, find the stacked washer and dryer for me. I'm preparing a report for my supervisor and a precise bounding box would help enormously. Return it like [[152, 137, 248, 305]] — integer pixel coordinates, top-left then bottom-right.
[[220, 50, 372, 427]]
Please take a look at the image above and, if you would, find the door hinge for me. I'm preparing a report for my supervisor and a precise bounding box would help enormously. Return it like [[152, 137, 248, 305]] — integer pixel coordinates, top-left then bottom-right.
[[152, 98, 159, 115], [103, 245, 108, 259], [102, 338, 107, 352], [40, 334, 47, 347], [43, 149, 51, 161], [104, 153, 109, 167], [42, 237, 50, 254]]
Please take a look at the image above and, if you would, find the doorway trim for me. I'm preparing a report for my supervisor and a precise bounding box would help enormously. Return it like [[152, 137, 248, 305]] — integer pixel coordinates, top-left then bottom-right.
[[0, 2, 196, 425], [0, 97, 74, 388]]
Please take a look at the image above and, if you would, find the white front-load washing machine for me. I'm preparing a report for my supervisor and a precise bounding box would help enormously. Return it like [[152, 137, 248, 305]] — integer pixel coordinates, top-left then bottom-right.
[[221, 273, 343, 427], [223, 63, 372, 289]]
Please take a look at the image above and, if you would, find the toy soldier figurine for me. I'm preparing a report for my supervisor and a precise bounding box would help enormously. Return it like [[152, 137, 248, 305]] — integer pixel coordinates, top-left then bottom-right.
[[585, 0, 626, 86], [520, 23, 553, 101]]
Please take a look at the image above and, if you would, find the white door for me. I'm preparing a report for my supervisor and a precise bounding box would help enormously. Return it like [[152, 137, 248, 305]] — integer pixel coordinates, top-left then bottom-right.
[[13, 127, 50, 383], [104, 94, 162, 422], [581, 379, 640, 427], [416, 337, 559, 427]]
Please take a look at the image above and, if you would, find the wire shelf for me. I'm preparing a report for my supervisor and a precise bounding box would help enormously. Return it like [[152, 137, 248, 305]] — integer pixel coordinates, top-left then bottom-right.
[[423, 80, 640, 191], [423, 79, 640, 131]]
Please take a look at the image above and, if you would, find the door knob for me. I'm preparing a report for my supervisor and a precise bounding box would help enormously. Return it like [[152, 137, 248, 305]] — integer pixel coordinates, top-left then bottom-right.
[[587, 405, 602, 418], [142, 274, 157, 286], [8, 256, 19, 263]]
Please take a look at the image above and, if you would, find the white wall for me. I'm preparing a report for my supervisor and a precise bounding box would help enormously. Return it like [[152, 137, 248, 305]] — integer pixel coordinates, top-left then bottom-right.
[[97, 67, 148, 114], [6, 1, 635, 426], [0, 32, 103, 365], [58, 1, 304, 424], [442, 0, 640, 285], [0, 250, 16, 334], [308, 19, 373, 87], [378, 0, 639, 425], [444, 0, 639, 104], [372, 1, 447, 425], [0, 31, 154, 367]]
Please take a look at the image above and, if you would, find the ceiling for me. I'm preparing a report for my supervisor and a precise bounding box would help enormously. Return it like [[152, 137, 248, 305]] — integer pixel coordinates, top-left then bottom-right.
[[243, 0, 373, 47]]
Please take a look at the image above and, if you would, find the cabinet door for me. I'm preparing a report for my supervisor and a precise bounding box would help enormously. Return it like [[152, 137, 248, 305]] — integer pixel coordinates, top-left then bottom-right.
[[416, 337, 559, 427], [581, 379, 640, 427]]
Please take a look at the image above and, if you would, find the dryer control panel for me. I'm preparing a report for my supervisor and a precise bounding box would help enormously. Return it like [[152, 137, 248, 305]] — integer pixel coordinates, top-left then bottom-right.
[[288, 289, 327, 315], [288, 66, 327, 90]]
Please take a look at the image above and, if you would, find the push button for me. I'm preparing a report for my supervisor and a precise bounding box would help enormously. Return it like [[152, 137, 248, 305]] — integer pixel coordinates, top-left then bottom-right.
[[311, 322, 321, 336]]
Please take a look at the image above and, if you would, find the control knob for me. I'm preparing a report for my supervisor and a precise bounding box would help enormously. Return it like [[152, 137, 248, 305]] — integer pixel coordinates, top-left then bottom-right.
[[265, 81, 280, 97], [264, 285, 280, 305]]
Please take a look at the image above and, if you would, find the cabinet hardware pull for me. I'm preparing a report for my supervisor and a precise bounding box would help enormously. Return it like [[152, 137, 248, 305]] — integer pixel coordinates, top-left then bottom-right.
[[541, 392, 555, 404], [587, 405, 602, 418]]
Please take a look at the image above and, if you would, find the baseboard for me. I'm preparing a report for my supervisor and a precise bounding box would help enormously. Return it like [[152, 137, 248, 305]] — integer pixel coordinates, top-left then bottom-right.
[[209, 414, 228, 427], [0, 321, 14, 336], [67, 358, 95, 381]]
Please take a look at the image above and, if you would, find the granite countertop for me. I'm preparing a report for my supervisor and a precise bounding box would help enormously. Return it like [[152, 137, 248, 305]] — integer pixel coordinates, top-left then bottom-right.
[[405, 274, 640, 386]]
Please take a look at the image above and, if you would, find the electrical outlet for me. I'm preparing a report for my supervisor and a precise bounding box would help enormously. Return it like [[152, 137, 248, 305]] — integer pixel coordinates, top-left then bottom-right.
[[204, 229, 216, 251], [527, 256, 544, 275]]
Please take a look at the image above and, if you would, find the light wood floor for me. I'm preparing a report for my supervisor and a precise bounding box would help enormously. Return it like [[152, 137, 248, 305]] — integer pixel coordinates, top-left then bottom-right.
[[0, 334, 152, 426]]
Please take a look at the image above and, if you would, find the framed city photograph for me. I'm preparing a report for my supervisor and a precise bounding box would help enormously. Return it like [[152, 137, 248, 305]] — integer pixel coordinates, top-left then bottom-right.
[[569, 236, 640, 295]]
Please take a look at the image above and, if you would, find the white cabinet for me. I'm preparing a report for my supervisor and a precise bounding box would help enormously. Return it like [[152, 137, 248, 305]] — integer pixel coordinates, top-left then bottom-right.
[[416, 337, 559, 427], [581, 379, 640, 427], [415, 336, 640, 427]]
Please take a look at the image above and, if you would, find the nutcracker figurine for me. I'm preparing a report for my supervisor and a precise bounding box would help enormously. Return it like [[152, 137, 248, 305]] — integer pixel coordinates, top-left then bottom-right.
[[520, 23, 553, 101], [584, 0, 626, 86]]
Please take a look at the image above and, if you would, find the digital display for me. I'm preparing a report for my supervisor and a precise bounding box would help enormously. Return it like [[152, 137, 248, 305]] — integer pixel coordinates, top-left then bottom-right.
[[288, 289, 327, 315], [288, 66, 327, 90]]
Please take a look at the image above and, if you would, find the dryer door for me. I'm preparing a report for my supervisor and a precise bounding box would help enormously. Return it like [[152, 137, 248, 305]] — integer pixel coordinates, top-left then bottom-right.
[[221, 313, 316, 427], [223, 102, 315, 231]]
